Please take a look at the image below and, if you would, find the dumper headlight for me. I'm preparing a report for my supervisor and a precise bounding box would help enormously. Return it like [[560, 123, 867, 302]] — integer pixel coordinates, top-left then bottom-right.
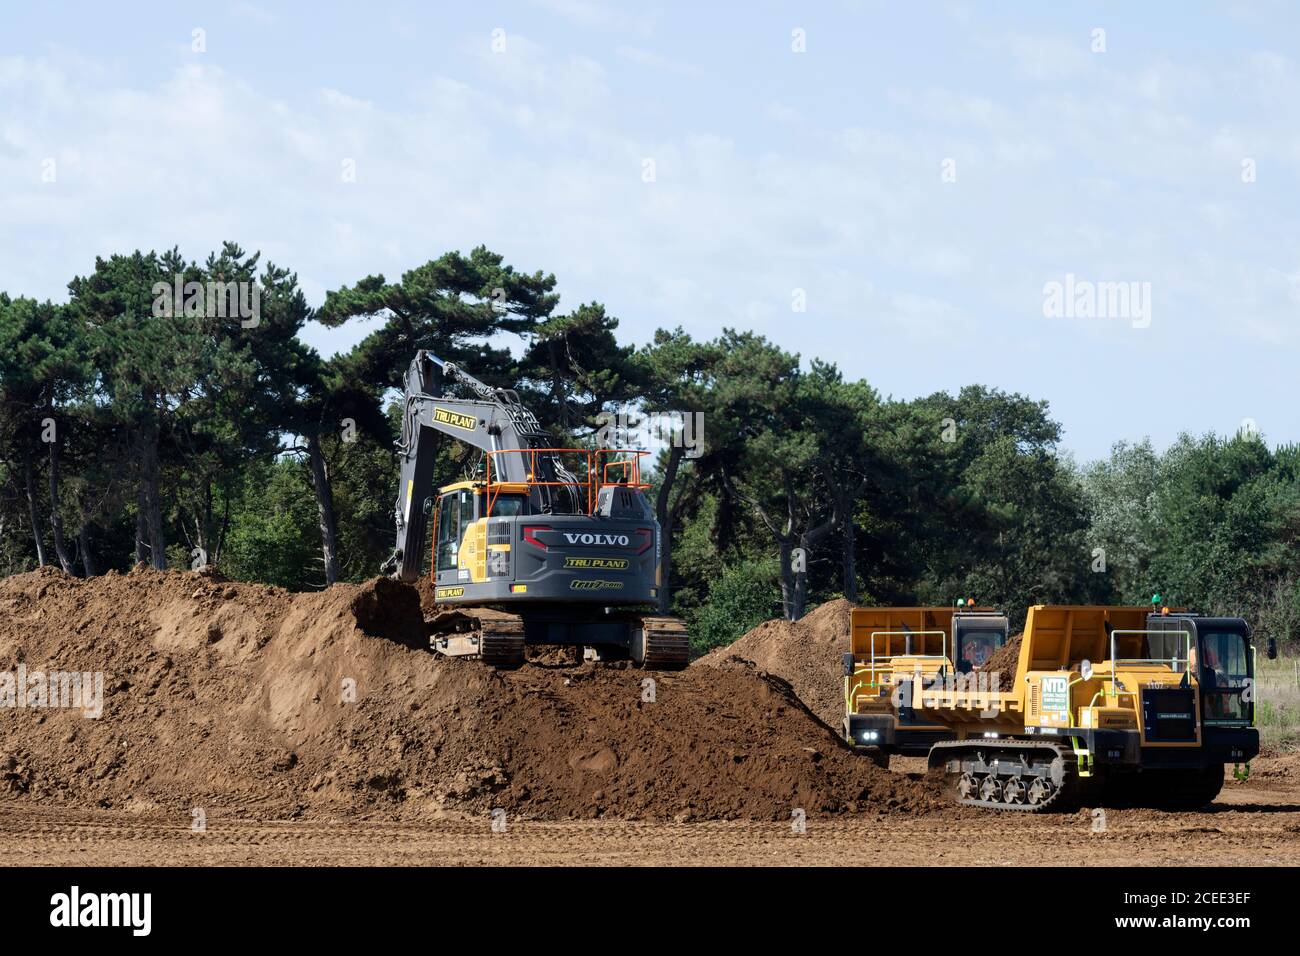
[[860, 730, 879, 742]]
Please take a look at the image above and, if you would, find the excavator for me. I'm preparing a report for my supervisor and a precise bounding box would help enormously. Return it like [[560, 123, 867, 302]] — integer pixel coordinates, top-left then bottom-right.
[[382, 350, 689, 670]]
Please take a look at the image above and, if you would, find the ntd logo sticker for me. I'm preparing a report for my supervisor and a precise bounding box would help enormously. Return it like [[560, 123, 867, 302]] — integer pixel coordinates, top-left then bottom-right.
[[1041, 676, 1069, 720]]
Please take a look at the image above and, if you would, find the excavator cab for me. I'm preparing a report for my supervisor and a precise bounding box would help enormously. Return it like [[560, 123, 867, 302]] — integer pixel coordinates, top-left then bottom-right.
[[433, 483, 529, 571], [432, 480, 537, 577]]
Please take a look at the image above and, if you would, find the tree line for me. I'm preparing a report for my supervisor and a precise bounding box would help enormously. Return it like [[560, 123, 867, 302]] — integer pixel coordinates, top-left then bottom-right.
[[2, 244, 1298, 652]]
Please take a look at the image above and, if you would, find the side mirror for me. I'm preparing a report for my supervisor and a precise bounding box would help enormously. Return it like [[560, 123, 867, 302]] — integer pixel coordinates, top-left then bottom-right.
[[422, 497, 434, 516], [1268, 637, 1278, 661], [842, 653, 855, 677]]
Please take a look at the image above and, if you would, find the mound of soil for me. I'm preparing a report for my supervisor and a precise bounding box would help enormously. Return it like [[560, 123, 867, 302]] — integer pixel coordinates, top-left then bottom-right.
[[977, 633, 1023, 678], [0, 569, 941, 821], [695, 599, 853, 728]]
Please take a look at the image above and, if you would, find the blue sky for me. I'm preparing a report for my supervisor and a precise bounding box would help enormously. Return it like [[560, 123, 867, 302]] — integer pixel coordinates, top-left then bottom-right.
[[2, 1, 1297, 460]]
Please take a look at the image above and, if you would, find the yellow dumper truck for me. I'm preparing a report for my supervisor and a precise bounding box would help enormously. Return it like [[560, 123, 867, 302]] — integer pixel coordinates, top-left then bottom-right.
[[844, 605, 1259, 811], [842, 605, 1011, 761]]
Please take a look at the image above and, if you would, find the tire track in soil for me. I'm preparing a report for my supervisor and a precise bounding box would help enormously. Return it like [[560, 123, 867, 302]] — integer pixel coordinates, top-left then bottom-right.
[[3, 795, 1299, 866]]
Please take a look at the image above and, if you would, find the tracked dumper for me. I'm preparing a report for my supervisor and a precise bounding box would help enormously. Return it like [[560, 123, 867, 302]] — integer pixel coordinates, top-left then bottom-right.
[[383, 350, 688, 670], [840, 606, 1010, 766], [844, 605, 1259, 810]]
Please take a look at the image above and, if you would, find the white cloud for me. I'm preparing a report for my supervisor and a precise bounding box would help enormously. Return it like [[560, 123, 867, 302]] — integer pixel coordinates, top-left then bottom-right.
[[528, 0, 659, 36], [999, 32, 1093, 81], [1, 20, 1298, 457], [616, 46, 704, 78], [231, 2, 276, 25]]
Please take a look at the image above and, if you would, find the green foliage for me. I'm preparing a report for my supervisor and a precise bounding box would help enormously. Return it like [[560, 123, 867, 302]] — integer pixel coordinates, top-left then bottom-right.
[[849, 386, 1102, 629], [316, 246, 559, 392], [667, 491, 729, 617], [520, 302, 642, 436], [1080, 433, 1300, 644], [324, 430, 399, 582], [3, 243, 1298, 667], [687, 557, 781, 656], [1255, 655, 1300, 749], [1078, 439, 1162, 601], [223, 460, 320, 590]]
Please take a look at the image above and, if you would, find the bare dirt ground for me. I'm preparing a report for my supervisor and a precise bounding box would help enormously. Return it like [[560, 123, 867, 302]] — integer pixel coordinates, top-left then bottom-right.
[[4, 753, 1296, 866], [0, 569, 934, 822], [4, 571, 1297, 866]]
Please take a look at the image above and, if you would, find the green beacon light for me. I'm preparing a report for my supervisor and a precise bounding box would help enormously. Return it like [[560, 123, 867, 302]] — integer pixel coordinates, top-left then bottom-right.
[[1151, 593, 1162, 606]]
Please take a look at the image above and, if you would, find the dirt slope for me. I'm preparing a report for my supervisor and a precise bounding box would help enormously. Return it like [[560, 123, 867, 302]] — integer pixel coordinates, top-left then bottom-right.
[[977, 633, 1023, 677], [695, 598, 853, 728], [0, 569, 939, 821]]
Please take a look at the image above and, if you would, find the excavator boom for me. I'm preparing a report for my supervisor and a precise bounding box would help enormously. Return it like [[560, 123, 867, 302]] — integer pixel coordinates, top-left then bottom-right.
[[389, 350, 580, 581]]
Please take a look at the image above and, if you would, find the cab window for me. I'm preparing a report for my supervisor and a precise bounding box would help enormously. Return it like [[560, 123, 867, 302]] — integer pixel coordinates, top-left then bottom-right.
[[1199, 630, 1252, 724], [956, 630, 1003, 673], [458, 490, 476, 535], [1147, 630, 1192, 673], [436, 490, 475, 572], [488, 495, 525, 517], [436, 494, 459, 571]]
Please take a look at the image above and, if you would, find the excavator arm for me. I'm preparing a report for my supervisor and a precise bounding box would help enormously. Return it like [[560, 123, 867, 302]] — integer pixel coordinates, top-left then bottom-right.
[[386, 350, 580, 581]]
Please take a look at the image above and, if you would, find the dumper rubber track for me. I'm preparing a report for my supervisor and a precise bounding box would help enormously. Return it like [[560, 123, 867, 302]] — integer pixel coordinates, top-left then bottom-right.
[[428, 607, 526, 669], [633, 615, 690, 670], [930, 739, 1089, 813], [1149, 764, 1225, 809], [1104, 764, 1224, 810]]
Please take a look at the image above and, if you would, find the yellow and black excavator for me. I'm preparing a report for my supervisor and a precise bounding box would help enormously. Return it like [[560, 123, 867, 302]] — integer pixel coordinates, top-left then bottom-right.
[[382, 350, 688, 669]]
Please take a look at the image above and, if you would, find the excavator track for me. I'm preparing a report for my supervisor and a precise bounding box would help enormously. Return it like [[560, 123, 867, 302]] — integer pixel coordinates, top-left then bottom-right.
[[426, 607, 688, 671], [632, 615, 690, 671], [930, 739, 1086, 813], [427, 607, 526, 670]]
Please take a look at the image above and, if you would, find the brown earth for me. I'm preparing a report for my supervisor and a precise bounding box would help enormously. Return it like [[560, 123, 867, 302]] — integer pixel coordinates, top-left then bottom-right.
[[977, 633, 1023, 678], [2, 753, 1298, 864], [696, 598, 853, 728], [4, 573, 1298, 866], [0, 568, 937, 823]]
